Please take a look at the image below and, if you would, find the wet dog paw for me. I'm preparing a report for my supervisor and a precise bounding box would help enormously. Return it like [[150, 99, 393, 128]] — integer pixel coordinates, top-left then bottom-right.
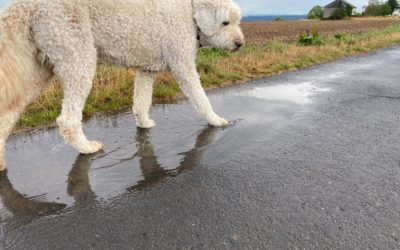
[[137, 119, 156, 129], [80, 140, 104, 154], [208, 116, 230, 127]]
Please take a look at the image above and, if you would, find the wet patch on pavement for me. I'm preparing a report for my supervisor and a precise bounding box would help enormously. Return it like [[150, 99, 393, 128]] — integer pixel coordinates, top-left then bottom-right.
[[2, 47, 400, 249], [0, 80, 327, 226]]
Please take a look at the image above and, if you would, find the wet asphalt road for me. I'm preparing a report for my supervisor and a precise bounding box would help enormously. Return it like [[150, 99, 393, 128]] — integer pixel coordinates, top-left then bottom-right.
[[1, 47, 400, 249]]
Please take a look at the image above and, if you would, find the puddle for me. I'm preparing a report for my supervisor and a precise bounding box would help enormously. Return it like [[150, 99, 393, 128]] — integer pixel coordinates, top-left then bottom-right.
[[236, 82, 329, 104], [0, 80, 329, 224]]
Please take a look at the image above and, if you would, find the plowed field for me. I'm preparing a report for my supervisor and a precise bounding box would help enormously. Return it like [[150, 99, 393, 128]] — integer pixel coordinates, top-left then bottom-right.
[[241, 18, 400, 44]]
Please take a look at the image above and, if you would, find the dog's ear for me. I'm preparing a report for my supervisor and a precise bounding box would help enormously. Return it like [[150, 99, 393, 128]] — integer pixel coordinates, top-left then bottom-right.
[[193, 0, 229, 37]]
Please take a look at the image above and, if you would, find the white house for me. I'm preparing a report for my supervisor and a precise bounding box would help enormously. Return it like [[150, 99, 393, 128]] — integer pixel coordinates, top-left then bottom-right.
[[323, 0, 357, 18]]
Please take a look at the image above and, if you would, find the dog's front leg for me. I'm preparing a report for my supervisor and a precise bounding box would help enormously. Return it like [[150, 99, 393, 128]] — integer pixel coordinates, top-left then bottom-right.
[[133, 71, 158, 128], [57, 77, 104, 154], [171, 62, 229, 127], [55, 58, 103, 154]]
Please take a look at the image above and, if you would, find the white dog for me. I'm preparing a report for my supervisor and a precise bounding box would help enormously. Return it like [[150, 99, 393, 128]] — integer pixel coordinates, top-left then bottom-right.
[[0, 0, 244, 171]]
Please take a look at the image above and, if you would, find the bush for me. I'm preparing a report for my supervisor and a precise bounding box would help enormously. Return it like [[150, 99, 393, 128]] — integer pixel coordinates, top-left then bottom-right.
[[275, 16, 284, 21], [334, 33, 346, 41], [298, 27, 323, 46], [308, 11, 318, 19]]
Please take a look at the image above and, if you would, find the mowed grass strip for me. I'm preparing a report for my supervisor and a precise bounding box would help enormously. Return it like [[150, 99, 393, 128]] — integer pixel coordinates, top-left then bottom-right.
[[17, 24, 400, 129]]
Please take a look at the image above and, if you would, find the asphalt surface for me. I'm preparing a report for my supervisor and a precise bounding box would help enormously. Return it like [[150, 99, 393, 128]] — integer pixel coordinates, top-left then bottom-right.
[[1, 47, 400, 249]]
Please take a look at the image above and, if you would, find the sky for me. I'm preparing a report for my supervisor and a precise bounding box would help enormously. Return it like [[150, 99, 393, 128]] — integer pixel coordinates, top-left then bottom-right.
[[235, 0, 368, 15], [0, 0, 369, 15]]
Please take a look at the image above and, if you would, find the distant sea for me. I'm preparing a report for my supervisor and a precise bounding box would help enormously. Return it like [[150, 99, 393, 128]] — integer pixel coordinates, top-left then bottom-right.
[[242, 15, 307, 22]]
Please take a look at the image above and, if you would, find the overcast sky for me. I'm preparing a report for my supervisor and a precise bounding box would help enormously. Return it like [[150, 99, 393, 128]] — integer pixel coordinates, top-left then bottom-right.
[[235, 0, 368, 15], [0, 0, 369, 15]]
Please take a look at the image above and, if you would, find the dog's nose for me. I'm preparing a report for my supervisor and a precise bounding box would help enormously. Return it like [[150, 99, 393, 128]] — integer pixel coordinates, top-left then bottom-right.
[[235, 41, 243, 49]]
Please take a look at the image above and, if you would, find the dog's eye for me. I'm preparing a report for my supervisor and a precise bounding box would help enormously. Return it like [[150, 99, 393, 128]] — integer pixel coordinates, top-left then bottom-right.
[[222, 21, 230, 26]]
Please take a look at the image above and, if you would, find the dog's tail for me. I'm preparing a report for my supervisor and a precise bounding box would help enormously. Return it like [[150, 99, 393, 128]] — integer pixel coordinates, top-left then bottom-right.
[[0, 4, 37, 110]]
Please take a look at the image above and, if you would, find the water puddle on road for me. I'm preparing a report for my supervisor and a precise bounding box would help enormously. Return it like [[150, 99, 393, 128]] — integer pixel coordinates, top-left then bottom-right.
[[0, 80, 329, 225]]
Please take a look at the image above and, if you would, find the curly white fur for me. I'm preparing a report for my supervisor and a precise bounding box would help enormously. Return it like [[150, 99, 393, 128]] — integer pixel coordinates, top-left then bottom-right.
[[0, 0, 244, 171]]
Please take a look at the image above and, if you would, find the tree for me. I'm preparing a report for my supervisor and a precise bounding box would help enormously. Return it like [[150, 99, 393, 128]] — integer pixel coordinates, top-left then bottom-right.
[[388, 0, 399, 13], [307, 6, 324, 19], [382, 3, 393, 15], [365, 3, 393, 16], [345, 4, 354, 16]]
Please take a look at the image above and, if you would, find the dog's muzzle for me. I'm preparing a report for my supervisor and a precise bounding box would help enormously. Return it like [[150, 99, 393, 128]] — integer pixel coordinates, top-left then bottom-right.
[[234, 41, 243, 50]]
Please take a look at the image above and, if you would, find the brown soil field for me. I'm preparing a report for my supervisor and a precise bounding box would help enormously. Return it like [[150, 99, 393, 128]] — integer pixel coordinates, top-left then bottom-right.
[[241, 17, 400, 44]]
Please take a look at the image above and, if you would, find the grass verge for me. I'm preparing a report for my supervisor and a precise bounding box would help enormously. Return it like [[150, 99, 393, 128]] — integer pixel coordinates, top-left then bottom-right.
[[17, 24, 400, 129]]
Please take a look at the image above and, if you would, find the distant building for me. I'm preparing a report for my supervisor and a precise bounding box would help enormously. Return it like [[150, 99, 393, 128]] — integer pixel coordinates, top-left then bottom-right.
[[323, 0, 356, 18]]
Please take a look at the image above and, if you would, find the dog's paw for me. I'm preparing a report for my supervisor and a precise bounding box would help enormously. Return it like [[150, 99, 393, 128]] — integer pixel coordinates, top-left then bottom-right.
[[137, 119, 156, 129], [79, 140, 104, 154], [208, 116, 230, 127]]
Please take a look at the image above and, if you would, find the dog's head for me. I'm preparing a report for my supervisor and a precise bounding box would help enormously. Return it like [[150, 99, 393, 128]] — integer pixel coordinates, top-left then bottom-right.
[[193, 0, 245, 52]]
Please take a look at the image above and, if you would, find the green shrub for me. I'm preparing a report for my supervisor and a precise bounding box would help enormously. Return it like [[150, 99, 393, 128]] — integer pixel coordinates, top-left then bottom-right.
[[298, 27, 324, 46], [275, 16, 284, 21], [308, 11, 318, 19], [334, 33, 346, 41]]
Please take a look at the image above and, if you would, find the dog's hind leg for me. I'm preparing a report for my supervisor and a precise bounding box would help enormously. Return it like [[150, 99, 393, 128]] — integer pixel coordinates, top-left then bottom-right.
[[170, 62, 229, 127], [0, 67, 53, 171], [133, 71, 158, 128], [0, 108, 23, 171]]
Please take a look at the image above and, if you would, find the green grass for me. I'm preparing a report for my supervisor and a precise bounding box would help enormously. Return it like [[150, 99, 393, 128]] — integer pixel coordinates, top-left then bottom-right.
[[16, 24, 400, 129]]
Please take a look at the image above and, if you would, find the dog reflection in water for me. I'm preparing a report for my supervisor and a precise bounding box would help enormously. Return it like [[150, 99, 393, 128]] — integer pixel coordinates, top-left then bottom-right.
[[0, 172, 66, 224], [0, 126, 220, 222]]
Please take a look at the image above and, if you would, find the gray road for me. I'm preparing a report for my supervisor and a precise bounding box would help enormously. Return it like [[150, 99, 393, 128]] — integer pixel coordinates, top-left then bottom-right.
[[1, 47, 400, 249]]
